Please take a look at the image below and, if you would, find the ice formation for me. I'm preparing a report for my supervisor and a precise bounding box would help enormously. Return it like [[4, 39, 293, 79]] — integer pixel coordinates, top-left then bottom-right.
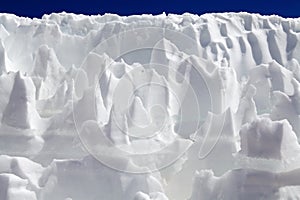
[[0, 12, 300, 200]]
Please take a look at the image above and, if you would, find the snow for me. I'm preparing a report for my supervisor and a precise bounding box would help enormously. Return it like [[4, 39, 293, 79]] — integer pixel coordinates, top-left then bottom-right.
[[0, 12, 299, 200]]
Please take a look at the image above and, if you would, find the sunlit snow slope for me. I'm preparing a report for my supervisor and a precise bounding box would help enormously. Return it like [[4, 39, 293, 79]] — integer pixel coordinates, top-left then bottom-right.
[[0, 12, 300, 200]]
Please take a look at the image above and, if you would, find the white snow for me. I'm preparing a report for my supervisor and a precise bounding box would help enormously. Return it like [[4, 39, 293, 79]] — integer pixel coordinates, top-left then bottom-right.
[[0, 12, 299, 200]]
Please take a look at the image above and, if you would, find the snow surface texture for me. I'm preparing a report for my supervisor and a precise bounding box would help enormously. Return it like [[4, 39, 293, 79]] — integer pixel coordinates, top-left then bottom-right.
[[0, 12, 300, 200]]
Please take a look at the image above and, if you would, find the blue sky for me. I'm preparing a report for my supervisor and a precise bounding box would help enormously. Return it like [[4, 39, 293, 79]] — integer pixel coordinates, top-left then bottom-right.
[[1, 0, 300, 18]]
